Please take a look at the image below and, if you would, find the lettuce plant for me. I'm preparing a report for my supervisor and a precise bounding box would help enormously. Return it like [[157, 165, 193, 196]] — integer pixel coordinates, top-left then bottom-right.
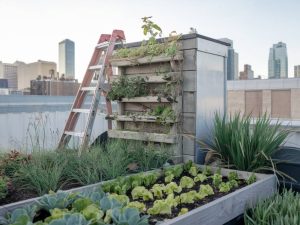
[[219, 182, 231, 193], [164, 174, 174, 183], [165, 193, 180, 208], [164, 182, 182, 195], [81, 205, 104, 222], [44, 208, 70, 223], [164, 165, 183, 178], [151, 184, 165, 199], [126, 201, 146, 212], [194, 173, 207, 183], [142, 172, 159, 187], [188, 166, 198, 177], [147, 200, 172, 215], [131, 186, 153, 201], [180, 191, 198, 204], [199, 184, 214, 198], [179, 176, 194, 189], [178, 208, 188, 216], [212, 173, 222, 187], [202, 166, 212, 176], [228, 171, 239, 181]]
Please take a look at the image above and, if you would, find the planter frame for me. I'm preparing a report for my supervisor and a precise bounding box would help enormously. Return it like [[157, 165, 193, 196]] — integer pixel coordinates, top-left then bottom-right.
[[0, 165, 276, 225]]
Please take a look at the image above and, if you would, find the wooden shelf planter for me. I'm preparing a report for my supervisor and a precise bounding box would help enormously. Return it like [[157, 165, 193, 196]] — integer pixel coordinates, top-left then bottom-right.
[[108, 130, 178, 143], [106, 114, 178, 123], [110, 72, 181, 83], [0, 166, 277, 225], [110, 52, 183, 67]]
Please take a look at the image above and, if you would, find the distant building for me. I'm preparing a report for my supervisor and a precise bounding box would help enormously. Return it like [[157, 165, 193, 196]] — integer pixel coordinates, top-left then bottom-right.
[[268, 42, 288, 79], [219, 38, 239, 80], [0, 61, 25, 89], [18, 60, 57, 91], [295, 65, 300, 78], [59, 39, 75, 79], [0, 79, 8, 88], [30, 79, 80, 96], [239, 64, 254, 80]]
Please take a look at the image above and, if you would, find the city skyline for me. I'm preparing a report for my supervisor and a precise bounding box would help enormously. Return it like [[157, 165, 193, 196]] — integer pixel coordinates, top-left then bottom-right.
[[0, 0, 300, 81]]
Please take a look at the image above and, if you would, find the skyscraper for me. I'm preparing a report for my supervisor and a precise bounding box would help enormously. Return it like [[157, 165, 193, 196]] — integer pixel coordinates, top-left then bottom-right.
[[59, 39, 75, 79], [294, 65, 300, 78], [268, 42, 288, 79], [219, 38, 239, 80]]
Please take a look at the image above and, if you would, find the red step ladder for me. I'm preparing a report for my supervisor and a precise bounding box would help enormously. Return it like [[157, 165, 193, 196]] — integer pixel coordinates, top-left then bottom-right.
[[57, 30, 125, 155]]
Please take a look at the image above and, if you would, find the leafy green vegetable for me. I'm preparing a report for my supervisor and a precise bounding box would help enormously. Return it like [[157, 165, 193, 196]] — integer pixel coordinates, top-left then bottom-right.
[[180, 191, 198, 204], [188, 166, 198, 177], [38, 191, 76, 211], [179, 176, 195, 189], [164, 182, 182, 195], [164, 174, 174, 183], [194, 173, 207, 183], [164, 165, 183, 178], [48, 213, 92, 225], [228, 180, 238, 189], [178, 208, 189, 216], [72, 198, 93, 212], [45, 208, 69, 222], [81, 204, 104, 221], [183, 160, 194, 172], [108, 193, 130, 205], [212, 173, 222, 187], [0, 206, 37, 225], [112, 207, 149, 225], [228, 171, 239, 181], [142, 172, 159, 187], [0, 176, 8, 200], [165, 193, 180, 208], [199, 184, 214, 198], [131, 186, 153, 201], [151, 184, 165, 199], [126, 201, 146, 212], [219, 182, 231, 193], [147, 200, 172, 215], [130, 175, 144, 188], [246, 173, 257, 185], [202, 166, 212, 176]]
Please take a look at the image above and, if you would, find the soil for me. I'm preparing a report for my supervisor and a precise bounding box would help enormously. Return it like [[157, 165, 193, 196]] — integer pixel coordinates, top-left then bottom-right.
[[130, 171, 248, 225], [0, 181, 84, 206]]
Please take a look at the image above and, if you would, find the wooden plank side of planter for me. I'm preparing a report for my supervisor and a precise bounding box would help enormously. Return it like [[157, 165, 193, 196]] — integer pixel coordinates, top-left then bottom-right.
[[110, 52, 183, 67], [108, 130, 178, 143]]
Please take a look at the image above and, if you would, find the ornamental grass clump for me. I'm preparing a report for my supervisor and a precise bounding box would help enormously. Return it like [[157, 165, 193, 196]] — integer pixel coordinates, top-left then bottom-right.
[[244, 189, 300, 225], [208, 113, 289, 173]]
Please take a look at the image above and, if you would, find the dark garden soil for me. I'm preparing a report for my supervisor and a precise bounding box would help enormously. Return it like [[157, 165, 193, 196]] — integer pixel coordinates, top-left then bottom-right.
[[134, 171, 248, 225]]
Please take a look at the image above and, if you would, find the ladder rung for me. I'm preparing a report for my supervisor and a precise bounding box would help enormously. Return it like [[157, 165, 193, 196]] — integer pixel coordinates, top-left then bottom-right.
[[96, 42, 110, 49], [72, 108, 90, 113], [64, 131, 84, 138], [89, 65, 103, 70], [81, 87, 97, 91]]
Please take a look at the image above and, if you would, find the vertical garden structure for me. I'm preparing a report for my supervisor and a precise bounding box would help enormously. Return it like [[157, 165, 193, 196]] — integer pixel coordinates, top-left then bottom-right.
[[108, 33, 229, 162]]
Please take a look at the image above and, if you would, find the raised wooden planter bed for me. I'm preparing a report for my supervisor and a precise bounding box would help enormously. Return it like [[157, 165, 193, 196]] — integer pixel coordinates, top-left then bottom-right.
[[0, 165, 276, 225]]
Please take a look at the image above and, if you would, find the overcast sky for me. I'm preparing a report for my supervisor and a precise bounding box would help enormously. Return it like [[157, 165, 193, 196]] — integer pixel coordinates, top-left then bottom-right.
[[0, 0, 299, 80]]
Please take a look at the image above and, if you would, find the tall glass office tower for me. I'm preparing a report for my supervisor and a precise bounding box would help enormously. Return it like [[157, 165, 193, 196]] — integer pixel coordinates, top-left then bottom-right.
[[268, 42, 288, 79], [59, 39, 75, 79]]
